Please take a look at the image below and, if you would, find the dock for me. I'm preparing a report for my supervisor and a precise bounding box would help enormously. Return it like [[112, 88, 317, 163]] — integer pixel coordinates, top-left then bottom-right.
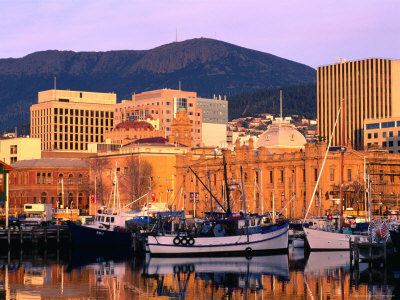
[[0, 226, 71, 247]]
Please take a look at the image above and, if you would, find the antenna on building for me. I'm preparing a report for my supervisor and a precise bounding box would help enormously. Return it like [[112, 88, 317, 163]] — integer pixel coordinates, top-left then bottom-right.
[[54, 76, 57, 100], [335, 57, 347, 63], [280, 90, 283, 119], [176, 26, 178, 42], [179, 81, 181, 91]]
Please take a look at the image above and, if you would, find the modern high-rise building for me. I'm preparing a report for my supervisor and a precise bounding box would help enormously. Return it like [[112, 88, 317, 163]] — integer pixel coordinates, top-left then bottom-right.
[[317, 58, 400, 150], [31, 89, 116, 152]]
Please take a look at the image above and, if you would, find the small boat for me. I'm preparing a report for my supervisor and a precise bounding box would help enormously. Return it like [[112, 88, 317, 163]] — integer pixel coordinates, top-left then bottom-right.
[[69, 164, 132, 247], [389, 226, 400, 251], [147, 211, 289, 257], [69, 209, 132, 247]]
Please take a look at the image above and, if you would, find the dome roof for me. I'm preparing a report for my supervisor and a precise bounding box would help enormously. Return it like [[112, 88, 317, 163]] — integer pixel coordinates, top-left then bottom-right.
[[256, 119, 306, 151]]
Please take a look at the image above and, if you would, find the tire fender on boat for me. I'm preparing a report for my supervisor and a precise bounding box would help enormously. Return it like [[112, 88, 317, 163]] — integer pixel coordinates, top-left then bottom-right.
[[173, 237, 181, 245], [188, 237, 195, 245], [245, 247, 253, 258], [180, 237, 188, 245]]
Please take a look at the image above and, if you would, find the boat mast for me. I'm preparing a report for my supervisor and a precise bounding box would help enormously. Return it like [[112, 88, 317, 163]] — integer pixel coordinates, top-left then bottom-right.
[[339, 99, 345, 232], [223, 152, 231, 216]]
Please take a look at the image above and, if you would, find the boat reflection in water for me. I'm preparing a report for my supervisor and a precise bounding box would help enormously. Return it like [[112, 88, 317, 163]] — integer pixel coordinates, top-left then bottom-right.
[[143, 254, 289, 298]]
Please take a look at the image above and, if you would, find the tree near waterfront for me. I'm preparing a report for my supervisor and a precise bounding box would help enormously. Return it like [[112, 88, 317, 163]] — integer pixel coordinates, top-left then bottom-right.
[[119, 155, 153, 209], [89, 158, 110, 205]]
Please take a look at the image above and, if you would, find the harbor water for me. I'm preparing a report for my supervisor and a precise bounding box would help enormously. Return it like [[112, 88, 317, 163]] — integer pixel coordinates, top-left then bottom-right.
[[0, 245, 399, 299]]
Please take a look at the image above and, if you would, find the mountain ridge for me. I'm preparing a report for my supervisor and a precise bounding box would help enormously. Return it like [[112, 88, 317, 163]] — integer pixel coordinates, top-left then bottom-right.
[[0, 38, 316, 131]]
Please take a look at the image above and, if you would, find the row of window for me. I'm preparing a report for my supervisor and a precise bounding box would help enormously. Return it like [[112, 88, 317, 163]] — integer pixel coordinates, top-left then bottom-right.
[[53, 108, 113, 118], [36, 173, 84, 185], [367, 131, 400, 139], [366, 121, 400, 130]]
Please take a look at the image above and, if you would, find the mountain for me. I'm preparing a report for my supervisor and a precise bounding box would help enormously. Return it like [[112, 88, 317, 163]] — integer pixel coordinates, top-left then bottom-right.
[[0, 38, 316, 131], [229, 83, 317, 120]]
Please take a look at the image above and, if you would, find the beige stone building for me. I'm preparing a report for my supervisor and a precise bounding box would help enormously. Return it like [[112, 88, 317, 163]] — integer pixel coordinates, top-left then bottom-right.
[[0, 138, 41, 164], [317, 58, 400, 150], [31, 89, 116, 152]]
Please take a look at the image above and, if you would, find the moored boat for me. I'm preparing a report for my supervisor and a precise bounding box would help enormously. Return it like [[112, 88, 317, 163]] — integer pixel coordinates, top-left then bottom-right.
[[147, 211, 289, 257]]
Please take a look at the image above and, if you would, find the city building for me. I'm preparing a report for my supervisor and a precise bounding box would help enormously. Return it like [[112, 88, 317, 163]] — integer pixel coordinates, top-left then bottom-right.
[[31, 89, 116, 153], [256, 118, 306, 154], [9, 158, 90, 214], [317, 58, 400, 150], [175, 140, 400, 219], [104, 120, 164, 145], [197, 96, 228, 148], [0, 138, 41, 165], [364, 117, 400, 152], [114, 89, 203, 147]]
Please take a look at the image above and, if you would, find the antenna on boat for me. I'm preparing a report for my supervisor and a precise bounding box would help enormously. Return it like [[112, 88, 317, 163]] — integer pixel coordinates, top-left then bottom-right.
[[339, 98, 345, 232], [223, 151, 231, 216], [303, 99, 344, 224], [188, 166, 227, 214]]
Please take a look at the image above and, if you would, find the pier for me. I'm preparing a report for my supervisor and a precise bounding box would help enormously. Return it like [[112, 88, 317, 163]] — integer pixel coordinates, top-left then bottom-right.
[[0, 226, 71, 247]]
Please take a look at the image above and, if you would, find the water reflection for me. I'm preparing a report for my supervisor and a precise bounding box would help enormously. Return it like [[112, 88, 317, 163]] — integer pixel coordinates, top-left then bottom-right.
[[0, 246, 399, 299]]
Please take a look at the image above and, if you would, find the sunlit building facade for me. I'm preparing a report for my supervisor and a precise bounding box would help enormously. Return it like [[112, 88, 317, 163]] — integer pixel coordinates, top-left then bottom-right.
[[31, 89, 116, 152], [317, 58, 400, 150]]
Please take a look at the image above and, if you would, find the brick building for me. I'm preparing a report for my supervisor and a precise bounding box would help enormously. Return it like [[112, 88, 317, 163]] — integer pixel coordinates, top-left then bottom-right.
[[9, 158, 90, 214]]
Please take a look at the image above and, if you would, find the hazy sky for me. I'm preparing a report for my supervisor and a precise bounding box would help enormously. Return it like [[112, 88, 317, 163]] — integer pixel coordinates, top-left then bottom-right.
[[0, 0, 399, 68]]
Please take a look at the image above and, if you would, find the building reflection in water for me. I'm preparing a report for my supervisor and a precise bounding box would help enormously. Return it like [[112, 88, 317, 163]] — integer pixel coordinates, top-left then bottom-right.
[[0, 246, 399, 299]]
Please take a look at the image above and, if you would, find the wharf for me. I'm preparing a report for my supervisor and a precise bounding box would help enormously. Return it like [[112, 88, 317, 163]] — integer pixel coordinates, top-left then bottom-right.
[[0, 226, 71, 247]]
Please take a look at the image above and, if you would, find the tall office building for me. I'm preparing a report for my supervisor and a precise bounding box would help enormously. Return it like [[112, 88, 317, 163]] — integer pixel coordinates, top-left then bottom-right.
[[317, 58, 400, 149], [31, 89, 116, 152]]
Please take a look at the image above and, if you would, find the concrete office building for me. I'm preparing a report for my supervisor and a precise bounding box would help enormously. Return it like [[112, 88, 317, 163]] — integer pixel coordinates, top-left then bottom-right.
[[197, 96, 228, 148], [364, 117, 400, 153], [31, 89, 116, 152], [317, 58, 400, 150]]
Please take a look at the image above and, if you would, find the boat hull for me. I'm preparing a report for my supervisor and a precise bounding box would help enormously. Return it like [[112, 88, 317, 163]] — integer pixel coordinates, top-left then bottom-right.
[[147, 222, 289, 257], [390, 229, 400, 251], [69, 223, 132, 246], [304, 227, 368, 251]]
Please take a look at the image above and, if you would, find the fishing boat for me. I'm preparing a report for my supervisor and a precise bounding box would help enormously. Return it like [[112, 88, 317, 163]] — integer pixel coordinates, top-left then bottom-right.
[[69, 164, 132, 247], [147, 159, 289, 257], [147, 211, 289, 256]]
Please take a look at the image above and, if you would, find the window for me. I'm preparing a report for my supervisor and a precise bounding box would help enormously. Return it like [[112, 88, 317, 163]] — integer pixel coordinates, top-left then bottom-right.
[[367, 133, 371, 139], [390, 131, 394, 137], [78, 174, 83, 184], [374, 133, 378, 138], [330, 168, 334, 181], [280, 170, 284, 183], [124, 167, 128, 175], [270, 171, 273, 183], [383, 132, 387, 138], [366, 123, 379, 130], [314, 168, 318, 181], [347, 169, 352, 181], [389, 141, 394, 147], [36, 173, 41, 184], [10, 145, 17, 154], [68, 174, 73, 184], [383, 141, 387, 147], [47, 173, 51, 184]]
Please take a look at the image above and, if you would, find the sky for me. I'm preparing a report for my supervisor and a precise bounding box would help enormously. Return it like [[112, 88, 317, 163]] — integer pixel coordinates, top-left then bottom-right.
[[0, 0, 399, 68]]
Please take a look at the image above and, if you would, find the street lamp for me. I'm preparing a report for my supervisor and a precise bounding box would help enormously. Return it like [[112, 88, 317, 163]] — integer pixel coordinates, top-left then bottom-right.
[[252, 167, 264, 214]]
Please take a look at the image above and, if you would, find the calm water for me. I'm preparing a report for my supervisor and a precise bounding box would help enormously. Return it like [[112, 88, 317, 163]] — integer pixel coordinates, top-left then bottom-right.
[[0, 246, 399, 299]]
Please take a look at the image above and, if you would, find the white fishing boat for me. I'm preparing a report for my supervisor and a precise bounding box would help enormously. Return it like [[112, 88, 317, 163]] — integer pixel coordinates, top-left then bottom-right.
[[147, 211, 289, 256]]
